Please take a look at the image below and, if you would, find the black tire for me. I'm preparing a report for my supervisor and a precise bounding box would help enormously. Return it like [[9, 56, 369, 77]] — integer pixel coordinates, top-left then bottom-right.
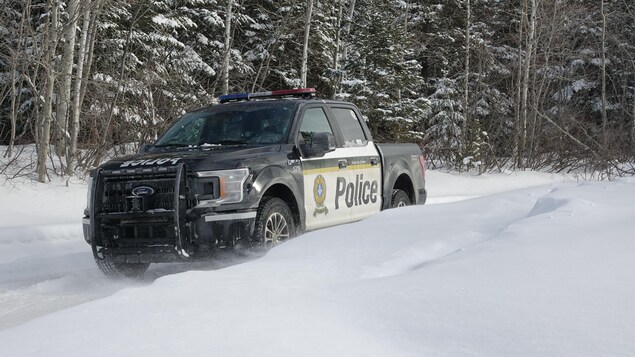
[[391, 189, 411, 208], [94, 257, 149, 278], [91, 230, 150, 278], [250, 197, 296, 249]]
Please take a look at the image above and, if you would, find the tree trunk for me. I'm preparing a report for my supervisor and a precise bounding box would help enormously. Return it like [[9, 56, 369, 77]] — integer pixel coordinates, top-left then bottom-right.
[[7, 73, 17, 159], [300, 0, 314, 88], [93, 5, 145, 167], [67, 0, 92, 176], [56, 0, 79, 159], [221, 0, 233, 95], [527, 1, 560, 166], [79, 0, 102, 107], [38, 0, 59, 183], [7, 42, 19, 159], [514, 2, 525, 168], [520, 0, 537, 169], [600, 0, 609, 154], [251, 40, 273, 92], [463, 0, 471, 157], [403, 0, 409, 31], [339, 0, 356, 89], [631, 87, 635, 153], [332, 0, 344, 95], [4, 2, 30, 159]]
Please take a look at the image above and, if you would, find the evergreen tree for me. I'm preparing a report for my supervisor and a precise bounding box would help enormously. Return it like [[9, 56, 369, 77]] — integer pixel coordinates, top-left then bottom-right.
[[340, 0, 424, 143], [1, 0, 633, 175]]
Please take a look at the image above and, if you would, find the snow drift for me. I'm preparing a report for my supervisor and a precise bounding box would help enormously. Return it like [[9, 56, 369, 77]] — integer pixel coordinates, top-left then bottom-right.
[[1, 176, 634, 356]]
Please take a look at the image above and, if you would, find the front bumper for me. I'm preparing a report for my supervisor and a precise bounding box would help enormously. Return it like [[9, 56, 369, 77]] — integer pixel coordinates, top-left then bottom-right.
[[84, 209, 257, 263], [86, 164, 257, 263], [418, 188, 427, 205]]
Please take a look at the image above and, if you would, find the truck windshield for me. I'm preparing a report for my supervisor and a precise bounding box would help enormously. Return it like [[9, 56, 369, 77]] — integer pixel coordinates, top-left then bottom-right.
[[154, 104, 295, 147]]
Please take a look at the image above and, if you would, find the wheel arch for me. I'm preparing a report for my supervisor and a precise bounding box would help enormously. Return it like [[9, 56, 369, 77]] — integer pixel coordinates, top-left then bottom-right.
[[261, 183, 302, 230], [391, 173, 415, 205], [383, 165, 416, 209], [251, 165, 304, 230]]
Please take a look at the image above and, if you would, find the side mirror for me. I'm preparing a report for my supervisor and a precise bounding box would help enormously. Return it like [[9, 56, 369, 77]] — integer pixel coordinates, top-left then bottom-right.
[[300, 132, 336, 158]]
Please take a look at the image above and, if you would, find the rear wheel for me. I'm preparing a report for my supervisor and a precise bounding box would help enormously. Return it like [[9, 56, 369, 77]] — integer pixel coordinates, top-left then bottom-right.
[[391, 189, 411, 208], [250, 197, 296, 249]]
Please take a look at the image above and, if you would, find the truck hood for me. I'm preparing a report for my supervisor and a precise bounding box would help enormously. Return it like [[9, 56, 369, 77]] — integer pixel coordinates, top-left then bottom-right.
[[99, 145, 281, 172]]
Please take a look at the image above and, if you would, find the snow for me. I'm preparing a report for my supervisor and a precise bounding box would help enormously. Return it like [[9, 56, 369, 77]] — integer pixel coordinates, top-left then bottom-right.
[[553, 79, 598, 101], [151, 15, 183, 29], [1, 159, 634, 356]]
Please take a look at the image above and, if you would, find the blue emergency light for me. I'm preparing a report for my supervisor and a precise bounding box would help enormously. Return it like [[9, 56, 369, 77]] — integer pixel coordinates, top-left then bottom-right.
[[218, 88, 316, 103]]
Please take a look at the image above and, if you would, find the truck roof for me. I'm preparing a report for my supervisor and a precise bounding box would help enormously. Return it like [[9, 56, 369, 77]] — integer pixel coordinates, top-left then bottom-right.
[[218, 88, 317, 103], [215, 88, 355, 107], [190, 91, 356, 115]]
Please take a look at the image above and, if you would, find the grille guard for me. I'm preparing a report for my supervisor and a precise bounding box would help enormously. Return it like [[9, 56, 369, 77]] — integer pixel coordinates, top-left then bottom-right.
[[91, 164, 195, 261]]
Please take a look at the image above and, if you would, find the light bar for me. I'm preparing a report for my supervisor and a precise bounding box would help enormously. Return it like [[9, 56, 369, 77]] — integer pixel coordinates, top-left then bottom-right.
[[218, 92, 249, 102], [218, 88, 316, 103]]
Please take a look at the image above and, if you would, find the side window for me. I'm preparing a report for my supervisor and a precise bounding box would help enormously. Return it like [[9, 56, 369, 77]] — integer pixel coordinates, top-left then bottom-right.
[[331, 108, 368, 147], [299, 108, 333, 144]]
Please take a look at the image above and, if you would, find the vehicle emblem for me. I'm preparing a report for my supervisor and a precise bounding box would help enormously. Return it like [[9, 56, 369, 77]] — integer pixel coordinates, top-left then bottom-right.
[[313, 175, 328, 216], [132, 186, 155, 197]]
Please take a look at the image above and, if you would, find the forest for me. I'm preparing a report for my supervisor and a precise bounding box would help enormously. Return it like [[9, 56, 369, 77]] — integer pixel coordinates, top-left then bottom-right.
[[1, 0, 634, 182]]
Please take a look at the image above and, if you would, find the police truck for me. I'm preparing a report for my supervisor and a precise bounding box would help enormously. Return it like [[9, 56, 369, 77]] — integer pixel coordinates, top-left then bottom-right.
[[83, 88, 426, 277]]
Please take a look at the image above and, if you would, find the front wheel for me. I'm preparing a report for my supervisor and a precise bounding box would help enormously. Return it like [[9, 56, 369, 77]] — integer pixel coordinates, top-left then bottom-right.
[[391, 189, 411, 208], [94, 257, 149, 278], [250, 197, 296, 249]]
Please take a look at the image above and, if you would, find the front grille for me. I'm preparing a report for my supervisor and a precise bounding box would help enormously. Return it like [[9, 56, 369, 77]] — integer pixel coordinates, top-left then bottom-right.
[[101, 172, 178, 213]]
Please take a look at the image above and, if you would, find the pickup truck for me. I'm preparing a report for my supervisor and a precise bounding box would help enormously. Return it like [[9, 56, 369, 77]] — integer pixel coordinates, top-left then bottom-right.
[[83, 88, 426, 277]]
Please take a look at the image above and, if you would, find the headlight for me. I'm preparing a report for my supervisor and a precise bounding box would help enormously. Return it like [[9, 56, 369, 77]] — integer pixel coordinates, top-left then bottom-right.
[[86, 174, 94, 208], [196, 168, 250, 204]]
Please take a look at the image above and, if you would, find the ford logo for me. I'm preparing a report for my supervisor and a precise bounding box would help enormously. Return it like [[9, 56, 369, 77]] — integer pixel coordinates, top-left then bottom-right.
[[132, 186, 155, 197]]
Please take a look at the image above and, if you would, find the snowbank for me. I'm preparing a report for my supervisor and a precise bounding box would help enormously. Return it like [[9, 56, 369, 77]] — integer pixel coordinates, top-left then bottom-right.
[[1, 173, 633, 356]]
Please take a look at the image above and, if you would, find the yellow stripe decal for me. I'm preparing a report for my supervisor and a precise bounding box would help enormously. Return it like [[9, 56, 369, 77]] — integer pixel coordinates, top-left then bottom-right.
[[348, 164, 373, 170], [302, 163, 373, 175], [302, 166, 339, 175]]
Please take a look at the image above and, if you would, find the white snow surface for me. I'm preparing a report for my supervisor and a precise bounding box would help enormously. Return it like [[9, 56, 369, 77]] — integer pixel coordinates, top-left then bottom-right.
[[1, 168, 635, 356]]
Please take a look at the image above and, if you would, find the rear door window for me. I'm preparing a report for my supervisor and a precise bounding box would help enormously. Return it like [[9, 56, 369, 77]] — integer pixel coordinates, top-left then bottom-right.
[[331, 108, 368, 147]]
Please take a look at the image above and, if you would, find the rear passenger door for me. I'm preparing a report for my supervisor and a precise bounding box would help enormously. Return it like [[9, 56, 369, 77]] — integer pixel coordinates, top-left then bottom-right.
[[327, 106, 382, 222]]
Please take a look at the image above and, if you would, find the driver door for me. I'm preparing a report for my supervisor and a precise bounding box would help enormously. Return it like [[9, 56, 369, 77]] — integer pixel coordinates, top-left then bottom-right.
[[298, 106, 349, 231]]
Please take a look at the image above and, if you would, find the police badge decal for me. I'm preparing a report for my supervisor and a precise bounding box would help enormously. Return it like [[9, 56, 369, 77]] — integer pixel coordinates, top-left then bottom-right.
[[313, 175, 328, 216]]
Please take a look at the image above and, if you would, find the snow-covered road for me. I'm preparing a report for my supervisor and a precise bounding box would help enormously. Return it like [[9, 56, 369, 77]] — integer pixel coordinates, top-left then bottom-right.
[[0, 177, 247, 330], [3, 170, 634, 356], [0, 221, 249, 330]]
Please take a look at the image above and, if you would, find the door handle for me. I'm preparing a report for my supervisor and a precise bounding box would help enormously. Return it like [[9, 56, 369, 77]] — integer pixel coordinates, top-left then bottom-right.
[[370, 158, 379, 166], [338, 160, 348, 169]]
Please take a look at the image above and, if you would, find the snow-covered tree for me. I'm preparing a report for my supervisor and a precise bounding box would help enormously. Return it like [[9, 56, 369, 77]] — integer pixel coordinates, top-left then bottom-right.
[[1, 0, 633, 176], [339, 0, 425, 143]]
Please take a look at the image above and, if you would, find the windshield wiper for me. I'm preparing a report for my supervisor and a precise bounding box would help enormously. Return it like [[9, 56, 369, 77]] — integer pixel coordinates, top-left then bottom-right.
[[203, 140, 248, 146], [153, 143, 191, 148]]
